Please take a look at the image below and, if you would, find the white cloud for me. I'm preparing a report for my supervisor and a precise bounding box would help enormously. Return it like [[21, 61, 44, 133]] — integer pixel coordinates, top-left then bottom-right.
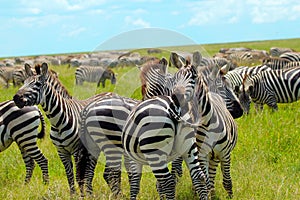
[[186, 0, 243, 26], [247, 0, 300, 23], [125, 16, 150, 28], [67, 27, 87, 37]]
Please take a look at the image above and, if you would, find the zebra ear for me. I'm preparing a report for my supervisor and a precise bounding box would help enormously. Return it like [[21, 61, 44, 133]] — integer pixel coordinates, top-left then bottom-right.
[[159, 57, 168, 66], [24, 63, 34, 76], [41, 63, 49, 77], [169, 52, 184, 68], [192, 51, 202, 66], [220, 64, 230, 75]]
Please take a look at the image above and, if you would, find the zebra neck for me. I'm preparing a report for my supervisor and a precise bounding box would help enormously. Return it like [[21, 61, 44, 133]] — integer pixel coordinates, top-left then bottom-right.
[[41, 82, 81, 128]]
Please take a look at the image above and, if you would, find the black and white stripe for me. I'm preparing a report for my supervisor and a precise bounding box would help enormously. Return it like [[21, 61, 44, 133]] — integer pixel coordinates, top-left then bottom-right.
[[0, 100, 48, 184], [122, 63, 208, 199], [75, 65, 116, 87], [13, 63, 107, 196], [79, 93, 140, 198], [169, 53, 238, 198], [240, 66, 300, 112], [279, 52, 300, 62], [262, 57, 291, 70]]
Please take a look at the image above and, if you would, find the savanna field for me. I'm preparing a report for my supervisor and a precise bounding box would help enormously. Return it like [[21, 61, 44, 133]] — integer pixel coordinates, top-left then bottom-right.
[[0, 38, 299, 199]]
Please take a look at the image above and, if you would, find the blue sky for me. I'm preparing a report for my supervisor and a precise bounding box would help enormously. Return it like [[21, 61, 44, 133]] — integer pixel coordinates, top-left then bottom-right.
[[1, 0, 300, 57]]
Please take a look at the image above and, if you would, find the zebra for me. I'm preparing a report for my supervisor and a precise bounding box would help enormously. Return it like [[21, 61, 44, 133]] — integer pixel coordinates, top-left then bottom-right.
[[227, 51, 253, 66], [169, 51, 244, 119], [122, 62, 208, 200], [0, 66, 16, 88], [279, 52, 300, 62], [269, 47, 294, 57], [239, 66, 300, 112], [0, 100, 49, 184], [13, 63, 107, 196], [79, 93, 140, 199], [75, 65, 116, 87], [262, 57, 291, 70], [168, 54, 238, 198]]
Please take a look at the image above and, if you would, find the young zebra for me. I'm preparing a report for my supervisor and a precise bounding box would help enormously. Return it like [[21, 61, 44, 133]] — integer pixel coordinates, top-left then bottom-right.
[[122, 63, 208, 200], [0, 100, 48, 184], [75, 65, 116, 87], [13, 63, 107, 196], [239, 66, 300, 112], [169, 55, 238, 198]]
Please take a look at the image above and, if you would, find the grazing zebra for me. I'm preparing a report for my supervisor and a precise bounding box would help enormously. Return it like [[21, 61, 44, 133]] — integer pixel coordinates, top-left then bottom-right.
[[13, 63, 107, 196], [79, 93, 140, 198], [122, 63, 208, 200], [227, 51, 253, 66], [0, 100, 48, 184], [262, 57, 291, 70], [0, 66, 16, 88], [239, 66, 300, 112], [279, 52, 300, 62], [169, 54, 238, 198], [75, 65, 116, 87], [269, 47, 294, 57]]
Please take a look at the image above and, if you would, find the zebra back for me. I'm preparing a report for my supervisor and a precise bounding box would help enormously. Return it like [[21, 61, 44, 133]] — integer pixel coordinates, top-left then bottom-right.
[[279, 52, 300, 62]]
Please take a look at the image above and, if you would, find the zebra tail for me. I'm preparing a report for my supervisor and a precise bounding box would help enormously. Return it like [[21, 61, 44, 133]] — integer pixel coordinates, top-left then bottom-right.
[[37, 109, 46, 139]]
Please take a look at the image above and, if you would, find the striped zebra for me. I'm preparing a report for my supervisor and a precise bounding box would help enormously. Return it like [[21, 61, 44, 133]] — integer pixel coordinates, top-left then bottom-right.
[[0, 100, 48, 184], [279, 52, 300, 62], [0, 66, 16, 88], [227, 51, 253, 66], [169, 51, 244, 119], [79, 93, 140, 198], [169, 54, 238, 198], [75, 65, 116, 87], [239, 66, 300, 112], [269, 47, 294, 57], [13, 63, 107, 196], [262, 57, 291, 70], [122, 63, 208, 200]]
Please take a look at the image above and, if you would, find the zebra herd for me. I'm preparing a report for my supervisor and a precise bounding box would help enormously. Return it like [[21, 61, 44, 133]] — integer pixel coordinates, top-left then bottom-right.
[[1, 47, 300, 199]]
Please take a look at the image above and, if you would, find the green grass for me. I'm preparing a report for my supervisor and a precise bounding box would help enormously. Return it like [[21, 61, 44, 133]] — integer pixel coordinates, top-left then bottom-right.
[[0, 38, 299, 199]]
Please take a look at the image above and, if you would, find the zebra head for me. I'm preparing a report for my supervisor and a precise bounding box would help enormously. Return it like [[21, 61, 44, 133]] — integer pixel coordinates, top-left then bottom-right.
[[13, 63, 48, 108], [171, 60, 198, 107], [238, 74, 252, 114], [202, 63, 244, 119]]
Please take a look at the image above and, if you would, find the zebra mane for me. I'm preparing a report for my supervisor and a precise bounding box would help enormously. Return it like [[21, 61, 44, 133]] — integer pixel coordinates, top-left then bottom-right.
[[139, 58, 169, 98], [35, 64, 72, 98]]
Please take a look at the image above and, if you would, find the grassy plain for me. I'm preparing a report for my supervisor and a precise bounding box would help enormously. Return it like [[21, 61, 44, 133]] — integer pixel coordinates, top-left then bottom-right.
[[0, 38, 299, 199]]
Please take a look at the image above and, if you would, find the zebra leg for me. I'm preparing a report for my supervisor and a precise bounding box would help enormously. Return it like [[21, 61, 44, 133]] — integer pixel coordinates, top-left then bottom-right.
[[85, 154, 98, 195], [124, 154, 142, 200], [145, 154, 176, 200], [220, 156, 233, 198], [19, 148, 35, 184], [19, 145, 49, 184], [208, 158, 219, 199], [182, 144, 208, 200], [103, 155, 122, 197], [58, 152, 76, 196], [74, 147, 87, 197], [171, 157, 183, 182]]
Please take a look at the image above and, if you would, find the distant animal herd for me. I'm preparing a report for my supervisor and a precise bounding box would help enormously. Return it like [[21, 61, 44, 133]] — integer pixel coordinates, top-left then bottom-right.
[[1, 45, 300, 199]]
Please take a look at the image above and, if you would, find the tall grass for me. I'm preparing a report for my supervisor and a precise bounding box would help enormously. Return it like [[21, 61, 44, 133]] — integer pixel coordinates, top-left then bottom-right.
[[0, 38, 299, 199]]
